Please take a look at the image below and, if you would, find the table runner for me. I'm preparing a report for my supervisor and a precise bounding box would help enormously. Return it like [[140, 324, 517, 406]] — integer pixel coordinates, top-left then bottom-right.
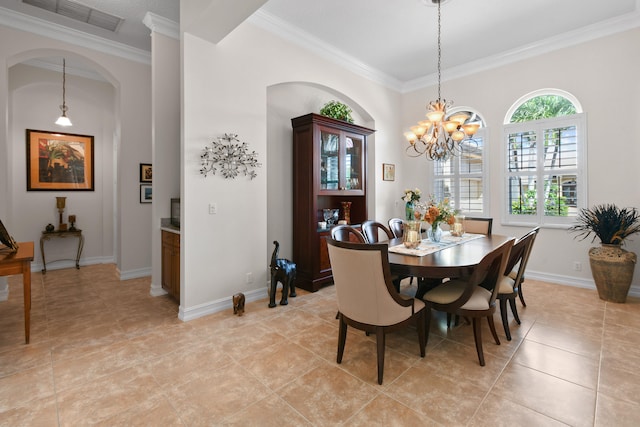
[[388, 232, 485, 257]]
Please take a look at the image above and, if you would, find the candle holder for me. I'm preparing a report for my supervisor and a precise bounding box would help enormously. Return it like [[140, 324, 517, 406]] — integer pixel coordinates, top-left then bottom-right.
[[403, 220, 422, 249], [451, 214, 465, 237], [56, 197, 66, 228], [68, 215, 77, 231]]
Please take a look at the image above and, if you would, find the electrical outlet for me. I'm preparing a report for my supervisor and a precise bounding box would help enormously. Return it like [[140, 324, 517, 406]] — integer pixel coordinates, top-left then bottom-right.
[[209, 203, 217, 214], [573, 261, 582, 271], [246, 272, 253, 284]]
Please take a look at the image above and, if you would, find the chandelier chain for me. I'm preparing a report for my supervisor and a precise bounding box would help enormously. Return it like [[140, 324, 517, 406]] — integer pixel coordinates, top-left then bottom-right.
[[437, 0, 441, 101]]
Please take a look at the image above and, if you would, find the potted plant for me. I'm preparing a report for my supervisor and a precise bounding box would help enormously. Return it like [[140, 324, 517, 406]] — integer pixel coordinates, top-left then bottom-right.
[[569, 204, 640, 302], [319, 100, 354, 123]]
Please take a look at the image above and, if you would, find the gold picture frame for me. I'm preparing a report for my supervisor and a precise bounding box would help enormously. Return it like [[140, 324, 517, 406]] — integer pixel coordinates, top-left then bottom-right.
[[26, 129, 94, 191], [383, 163, 395, 181], [140, 163, 152, 183]]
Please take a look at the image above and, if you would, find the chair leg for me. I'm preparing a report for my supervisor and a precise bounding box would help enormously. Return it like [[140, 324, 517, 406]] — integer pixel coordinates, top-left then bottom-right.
[[487, 315, 501, 346], [376, 328, 385, 385], [417, 310, 426, 357], [499, 297, 511, 341], [508, 297, 521, 325], [337, 316, 347, 364], [471, 317, 485, 366], [424, 307, 432, 348], [518, 282, 527, 307]]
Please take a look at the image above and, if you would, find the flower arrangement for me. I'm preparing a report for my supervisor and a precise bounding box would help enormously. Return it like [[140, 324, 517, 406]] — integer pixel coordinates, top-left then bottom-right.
[[415, 196, 458, 230], [402, 188, 421, 203]]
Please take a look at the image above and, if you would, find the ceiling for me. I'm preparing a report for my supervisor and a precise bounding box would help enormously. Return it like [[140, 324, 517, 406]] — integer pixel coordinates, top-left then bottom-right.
[[2, 0, 639, 87]]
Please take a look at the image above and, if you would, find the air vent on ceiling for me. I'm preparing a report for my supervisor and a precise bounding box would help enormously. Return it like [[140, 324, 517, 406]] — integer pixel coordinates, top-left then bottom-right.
[[22, 0, 124, 32]]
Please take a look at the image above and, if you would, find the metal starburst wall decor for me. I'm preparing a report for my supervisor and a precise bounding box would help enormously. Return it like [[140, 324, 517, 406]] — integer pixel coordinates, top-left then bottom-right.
[[200, 133, 261, 180]]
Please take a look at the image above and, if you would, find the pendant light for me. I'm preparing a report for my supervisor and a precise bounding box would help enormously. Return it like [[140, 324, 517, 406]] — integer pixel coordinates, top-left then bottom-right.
[[55, 58, 72, 127]]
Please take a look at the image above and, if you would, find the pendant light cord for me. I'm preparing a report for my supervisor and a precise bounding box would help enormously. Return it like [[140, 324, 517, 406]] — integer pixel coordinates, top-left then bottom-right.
[[62, 58, 66, 109]]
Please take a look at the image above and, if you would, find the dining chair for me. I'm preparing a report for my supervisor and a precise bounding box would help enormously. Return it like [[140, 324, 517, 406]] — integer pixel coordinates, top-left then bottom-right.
[[330, 225, 366, 243], [422, 237, 514, 366], [464, 217, 493, 235], [361, 220, 394, 243], [388, 218, 404, 239], [362, 220, 408, 292], [326, 238, 426, 384], [497, 226, 540, 340]]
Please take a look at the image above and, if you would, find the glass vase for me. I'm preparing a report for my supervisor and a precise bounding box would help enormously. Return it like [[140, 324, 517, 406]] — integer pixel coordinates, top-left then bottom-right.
[[405, 202, 414, 221], [427, 223, 443, 243]]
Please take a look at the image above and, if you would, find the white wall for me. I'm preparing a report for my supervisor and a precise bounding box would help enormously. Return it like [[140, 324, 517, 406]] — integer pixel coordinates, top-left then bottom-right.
[[149, 31, 180, 297], [181, 22, 402, 320], [401, 28, 640, 294], [0, 25, 153, 279], [8, 63, 114, 267], [181, 17, 640, 320]]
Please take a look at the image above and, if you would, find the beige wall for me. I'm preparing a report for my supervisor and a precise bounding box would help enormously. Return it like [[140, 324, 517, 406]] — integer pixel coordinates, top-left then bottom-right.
[[0, 25, 153, 278]]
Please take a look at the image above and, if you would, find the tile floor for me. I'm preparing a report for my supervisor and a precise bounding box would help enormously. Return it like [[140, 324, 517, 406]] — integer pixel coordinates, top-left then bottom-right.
[[1, 264, 640, 426]]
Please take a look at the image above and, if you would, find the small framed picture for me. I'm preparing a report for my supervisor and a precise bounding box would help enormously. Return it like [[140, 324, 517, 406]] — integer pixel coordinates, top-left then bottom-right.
[[140, 163, 152, 183], [140, 184, 152, 203], [383, 163, 395, 181]]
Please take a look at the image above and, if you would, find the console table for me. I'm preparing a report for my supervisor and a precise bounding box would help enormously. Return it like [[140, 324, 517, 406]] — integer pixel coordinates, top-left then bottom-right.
[[0, 242, 34, 343], [40, 229, 84, 273]]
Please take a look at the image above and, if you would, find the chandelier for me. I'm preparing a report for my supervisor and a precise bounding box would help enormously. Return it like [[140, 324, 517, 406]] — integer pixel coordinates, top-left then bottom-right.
[[55, 58, 72, 127], [404, 0, 479, 160]]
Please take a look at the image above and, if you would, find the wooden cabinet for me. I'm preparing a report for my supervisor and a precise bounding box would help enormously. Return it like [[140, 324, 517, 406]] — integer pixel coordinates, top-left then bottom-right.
[[161, 230, 180, 302], [292, 113, 374, 291]]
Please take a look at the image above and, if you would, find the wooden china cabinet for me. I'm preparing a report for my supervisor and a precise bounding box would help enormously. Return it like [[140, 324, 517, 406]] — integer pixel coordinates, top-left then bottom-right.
[[291, 113, 375, 291]]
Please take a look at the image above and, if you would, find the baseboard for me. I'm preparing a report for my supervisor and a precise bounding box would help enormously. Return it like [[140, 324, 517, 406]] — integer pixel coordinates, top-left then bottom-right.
[[118, 267, 151, 280], [526, 269, 640, 298], [149, 282, 167, 297], [31, 256, 115, 273], [179, 286, 269, 321]]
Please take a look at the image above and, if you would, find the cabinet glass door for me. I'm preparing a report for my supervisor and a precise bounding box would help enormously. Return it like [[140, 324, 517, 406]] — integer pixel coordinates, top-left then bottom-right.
[[345, 134, 363, 190], [320, 130, 340, 190]]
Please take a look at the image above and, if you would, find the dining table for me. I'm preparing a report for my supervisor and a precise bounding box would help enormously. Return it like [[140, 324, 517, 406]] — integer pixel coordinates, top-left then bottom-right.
[[386, 233, 513, 299]]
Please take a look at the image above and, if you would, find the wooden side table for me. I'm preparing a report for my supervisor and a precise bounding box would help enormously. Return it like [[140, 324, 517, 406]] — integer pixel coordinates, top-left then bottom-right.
[[0, 242, 34, 344], [40, 229, 84, 274]]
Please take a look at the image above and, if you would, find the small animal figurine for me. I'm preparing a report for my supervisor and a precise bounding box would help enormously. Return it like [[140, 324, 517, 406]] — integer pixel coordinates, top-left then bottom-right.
[[233, 293, 245, 315], [269, 241, 297, 308]]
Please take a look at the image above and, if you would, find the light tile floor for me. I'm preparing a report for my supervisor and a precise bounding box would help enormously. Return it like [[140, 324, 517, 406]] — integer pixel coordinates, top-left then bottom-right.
[[1, 264, 640, 426]]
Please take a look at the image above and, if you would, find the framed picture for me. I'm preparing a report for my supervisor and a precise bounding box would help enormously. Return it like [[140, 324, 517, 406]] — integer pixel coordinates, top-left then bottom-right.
[[140, 163, 152, 183], [26, 129, 94, 191], [140, 184, 152, 203], [383, 163, 395, 181]]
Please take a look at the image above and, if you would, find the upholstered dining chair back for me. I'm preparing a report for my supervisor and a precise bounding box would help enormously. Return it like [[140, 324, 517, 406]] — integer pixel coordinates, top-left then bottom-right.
[[497, 226, 540, 340], [464, 217, 493, 235], [330, 225, 366, 243], [326, 238, 426, 384], [388, 218, 404, 239], [327, 239, 418, 325], [362, 220, 394, 244]]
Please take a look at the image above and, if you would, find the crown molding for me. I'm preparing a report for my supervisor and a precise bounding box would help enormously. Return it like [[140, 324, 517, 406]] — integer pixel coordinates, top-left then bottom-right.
[[143, 12, 179, 40], [403, 9, 640, 93], [248, 10, 405, 92], [0, 6, 151, 65], [249, 7, 640, 95]]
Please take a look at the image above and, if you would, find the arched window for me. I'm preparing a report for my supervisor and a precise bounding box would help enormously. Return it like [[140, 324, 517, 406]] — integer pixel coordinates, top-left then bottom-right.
[[433, 107, 488, 215], [503, 89, 586, 226]]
